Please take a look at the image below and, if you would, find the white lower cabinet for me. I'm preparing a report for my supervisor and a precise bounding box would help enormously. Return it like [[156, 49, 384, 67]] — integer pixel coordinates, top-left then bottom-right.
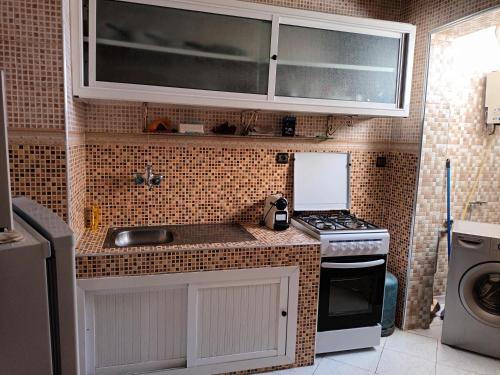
[[77, 267, 299, 375]]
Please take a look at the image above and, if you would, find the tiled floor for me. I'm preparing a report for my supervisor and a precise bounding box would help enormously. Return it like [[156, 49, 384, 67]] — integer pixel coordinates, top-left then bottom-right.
[[264, 319, 500, 375]]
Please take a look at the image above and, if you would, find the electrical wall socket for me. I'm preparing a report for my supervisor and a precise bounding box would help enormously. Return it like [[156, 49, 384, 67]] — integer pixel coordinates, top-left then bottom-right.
[[276, 153, 289, 164]]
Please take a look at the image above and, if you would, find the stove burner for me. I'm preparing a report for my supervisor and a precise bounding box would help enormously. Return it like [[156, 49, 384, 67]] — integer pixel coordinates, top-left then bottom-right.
[[297, 213, 378, 232]]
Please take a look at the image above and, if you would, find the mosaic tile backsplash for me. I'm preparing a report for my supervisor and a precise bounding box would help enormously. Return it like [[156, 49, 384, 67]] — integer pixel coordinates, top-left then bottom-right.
[[85, 142, 388, 227]]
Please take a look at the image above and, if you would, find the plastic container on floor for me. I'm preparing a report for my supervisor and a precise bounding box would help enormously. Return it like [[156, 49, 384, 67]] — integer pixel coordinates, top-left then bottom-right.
[[382, 271, 398, 337]]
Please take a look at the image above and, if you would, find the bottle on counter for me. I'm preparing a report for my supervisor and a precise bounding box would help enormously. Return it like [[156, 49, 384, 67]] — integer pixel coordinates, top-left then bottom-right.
[[90, 204, 100, 231]]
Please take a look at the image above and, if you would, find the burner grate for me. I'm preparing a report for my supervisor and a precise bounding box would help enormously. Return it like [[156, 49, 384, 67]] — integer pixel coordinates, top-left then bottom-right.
[[297, 213, 378, 231]]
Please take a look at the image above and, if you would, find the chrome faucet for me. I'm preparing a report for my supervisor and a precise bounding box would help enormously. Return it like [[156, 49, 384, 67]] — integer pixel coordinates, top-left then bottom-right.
[[133, 164, 164, 190]]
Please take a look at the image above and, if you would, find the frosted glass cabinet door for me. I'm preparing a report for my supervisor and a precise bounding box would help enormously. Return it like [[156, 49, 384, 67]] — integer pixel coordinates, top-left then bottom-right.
[[93, 0, 272, 94], [275, 24, 402, 104]]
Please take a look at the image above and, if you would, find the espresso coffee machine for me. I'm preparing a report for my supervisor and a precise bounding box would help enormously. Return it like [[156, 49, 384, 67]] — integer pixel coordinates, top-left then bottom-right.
[[261, 193, 289, 231]]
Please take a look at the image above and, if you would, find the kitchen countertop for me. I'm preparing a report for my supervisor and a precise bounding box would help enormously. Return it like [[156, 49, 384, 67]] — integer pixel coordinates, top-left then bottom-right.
[[76, 223, 320, 256]]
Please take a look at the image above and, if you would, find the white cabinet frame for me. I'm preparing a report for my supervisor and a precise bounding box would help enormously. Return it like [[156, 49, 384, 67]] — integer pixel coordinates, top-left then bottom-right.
[[70, 0, 415, 116], [77, 266, 300, 375]]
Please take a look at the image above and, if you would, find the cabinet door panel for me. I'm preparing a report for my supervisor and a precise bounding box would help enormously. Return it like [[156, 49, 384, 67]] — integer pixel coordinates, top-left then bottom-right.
[[92, 287, 187, 372], [276, 24, 401, 104], [93, 0, 271, 94], [188, 278, 288, 366]]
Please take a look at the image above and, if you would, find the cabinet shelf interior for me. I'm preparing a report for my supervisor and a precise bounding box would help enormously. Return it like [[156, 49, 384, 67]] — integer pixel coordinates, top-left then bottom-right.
[[87, 37, 398, 72]]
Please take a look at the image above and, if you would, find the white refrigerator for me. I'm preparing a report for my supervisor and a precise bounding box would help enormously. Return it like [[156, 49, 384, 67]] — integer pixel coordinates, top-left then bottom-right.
[[0, 71, 79, 374]]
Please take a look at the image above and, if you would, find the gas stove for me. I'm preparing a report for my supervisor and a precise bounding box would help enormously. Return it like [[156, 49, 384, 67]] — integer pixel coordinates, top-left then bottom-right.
[[292, 212, 382, 235], [291, 212, 389, 257]]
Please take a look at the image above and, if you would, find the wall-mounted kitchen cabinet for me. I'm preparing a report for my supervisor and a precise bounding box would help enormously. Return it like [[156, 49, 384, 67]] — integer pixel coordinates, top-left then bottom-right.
[[71, 0, 416, 116], [77, 267, 299, 375]]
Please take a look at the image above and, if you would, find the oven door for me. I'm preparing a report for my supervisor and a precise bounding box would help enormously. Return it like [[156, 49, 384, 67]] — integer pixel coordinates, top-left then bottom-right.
[[318, 255, 387, 331]]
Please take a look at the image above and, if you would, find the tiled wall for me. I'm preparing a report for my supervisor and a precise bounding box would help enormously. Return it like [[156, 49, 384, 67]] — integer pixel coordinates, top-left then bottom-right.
[[8, 142, 68, 219], [62, 0, 88, 241], [394, 0, 500, 146], [85, 137, 391, 227], [0, 0, 66, 131], [383, 151, 419, 325], [1, 0, 69, 218], [68, 143, 87, 238], [404, 5, 500, 329]]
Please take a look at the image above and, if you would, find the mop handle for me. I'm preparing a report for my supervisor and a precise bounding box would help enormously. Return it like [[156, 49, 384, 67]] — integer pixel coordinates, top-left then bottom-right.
[[446, 159, 451, 258]]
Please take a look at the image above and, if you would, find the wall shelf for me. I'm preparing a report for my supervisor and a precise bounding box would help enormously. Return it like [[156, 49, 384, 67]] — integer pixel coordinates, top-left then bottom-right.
[[143, 131, 333, 142], [277, 59, 396, 73], [92, 38, 395, 72], [94, 37, 264, 63]]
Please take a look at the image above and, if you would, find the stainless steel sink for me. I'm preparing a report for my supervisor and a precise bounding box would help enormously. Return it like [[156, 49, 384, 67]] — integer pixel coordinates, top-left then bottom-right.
[[103, 223, 256, 249], [104, 226, 174, 248]]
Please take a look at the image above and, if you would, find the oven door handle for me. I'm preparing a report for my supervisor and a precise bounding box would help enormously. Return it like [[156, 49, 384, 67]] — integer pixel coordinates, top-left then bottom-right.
[[321, 259, 385, 269]]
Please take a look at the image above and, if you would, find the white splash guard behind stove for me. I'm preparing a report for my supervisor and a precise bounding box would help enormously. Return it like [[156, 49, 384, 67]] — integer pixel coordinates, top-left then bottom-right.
[[293, 152, 350, 211]]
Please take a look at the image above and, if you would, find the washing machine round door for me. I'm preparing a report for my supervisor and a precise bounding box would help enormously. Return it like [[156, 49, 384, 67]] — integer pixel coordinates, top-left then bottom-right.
[[459, 262, 500, 328]]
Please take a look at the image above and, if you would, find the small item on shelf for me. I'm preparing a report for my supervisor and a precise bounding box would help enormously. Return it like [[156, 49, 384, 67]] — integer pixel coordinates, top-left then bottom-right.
[[282, 116, 296, 137], [212, 121, 237, 135], [178, 123, 205, 134], [248, 127, 276, 137], [240, 110, 258, 136], [144, 117, 176, 133]]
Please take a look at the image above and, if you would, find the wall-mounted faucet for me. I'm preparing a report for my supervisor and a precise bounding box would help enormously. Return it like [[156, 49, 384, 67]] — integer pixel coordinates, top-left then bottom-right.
[[133, 164, 164, 190]]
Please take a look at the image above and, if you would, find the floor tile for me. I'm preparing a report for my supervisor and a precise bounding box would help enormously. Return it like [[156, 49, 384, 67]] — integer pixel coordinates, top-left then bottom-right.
[[276, 361, 321, 375], [430, 316, 443, 327], [385, 329, 438, 360], [320, 346, 382, 372], [376, 348, 436, 375], [437, 343, 500, 375], [265, 358, 323, 375], [436, 364, 479, 375], [409, 322, 443, 341], [380, 336, 388, 347], [314, 359, 374, 375]]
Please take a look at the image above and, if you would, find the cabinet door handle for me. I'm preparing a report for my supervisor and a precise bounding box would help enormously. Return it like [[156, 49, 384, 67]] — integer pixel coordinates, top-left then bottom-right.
[[321, 259, 385, 269], [281, 310, 287, 317], [271, 54, 277, 60]]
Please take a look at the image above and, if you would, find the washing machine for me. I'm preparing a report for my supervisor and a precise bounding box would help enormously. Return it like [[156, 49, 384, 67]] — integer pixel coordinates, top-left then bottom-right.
[[441, 220, 500, 358]]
